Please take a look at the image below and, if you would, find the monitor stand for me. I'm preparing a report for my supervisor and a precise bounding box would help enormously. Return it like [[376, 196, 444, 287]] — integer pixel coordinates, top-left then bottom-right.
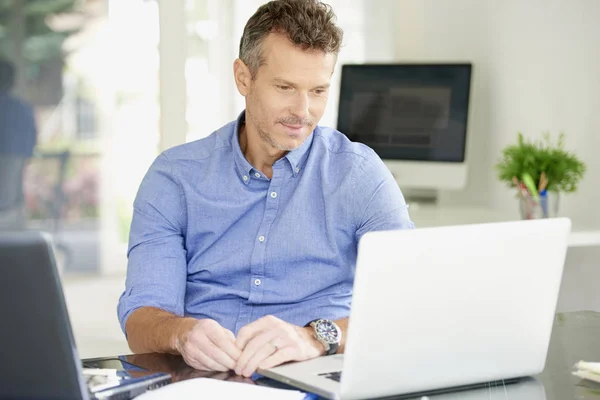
[[402, 187, 439, 207]]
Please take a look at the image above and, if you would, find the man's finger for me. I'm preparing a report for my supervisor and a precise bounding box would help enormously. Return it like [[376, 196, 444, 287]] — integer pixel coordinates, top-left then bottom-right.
[[241, 341, 282, 377], [258, 346, 295, 371], [203, 341, 238, 370], [208, 328, 242, 365], [236, 317, 272, 350], [235, 330, 277, 375], [224, 328, 236, 342], [193, 349, 229, 372]]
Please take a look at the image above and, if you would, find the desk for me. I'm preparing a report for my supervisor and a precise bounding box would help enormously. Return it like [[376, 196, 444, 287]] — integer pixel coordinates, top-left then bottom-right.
[[84, 311, 600, 399], [408, 204, 600, 248]]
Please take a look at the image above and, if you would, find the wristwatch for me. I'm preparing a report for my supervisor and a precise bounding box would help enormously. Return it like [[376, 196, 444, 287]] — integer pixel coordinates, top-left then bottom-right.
[[305, 318, 342, 356]]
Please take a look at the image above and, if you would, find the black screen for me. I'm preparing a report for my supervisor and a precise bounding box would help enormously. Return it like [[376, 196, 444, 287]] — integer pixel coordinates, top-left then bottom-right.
[[0, 232, 85, 400], [337, 63, 472, 162]]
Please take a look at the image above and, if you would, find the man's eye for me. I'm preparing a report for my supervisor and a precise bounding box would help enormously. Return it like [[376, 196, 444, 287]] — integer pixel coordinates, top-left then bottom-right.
[[278, 85, 291, 90]]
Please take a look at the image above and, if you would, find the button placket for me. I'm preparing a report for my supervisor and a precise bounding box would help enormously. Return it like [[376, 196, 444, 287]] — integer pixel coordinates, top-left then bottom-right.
[[248, 166, 285, 304]]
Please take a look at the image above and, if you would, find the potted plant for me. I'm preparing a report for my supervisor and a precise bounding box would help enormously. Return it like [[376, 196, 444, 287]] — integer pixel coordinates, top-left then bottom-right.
[[495, 132, 586, 219]]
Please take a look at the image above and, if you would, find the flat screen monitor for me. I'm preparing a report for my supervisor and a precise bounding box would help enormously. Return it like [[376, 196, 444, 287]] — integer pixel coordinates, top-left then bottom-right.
[[337, 63, 472, 190]]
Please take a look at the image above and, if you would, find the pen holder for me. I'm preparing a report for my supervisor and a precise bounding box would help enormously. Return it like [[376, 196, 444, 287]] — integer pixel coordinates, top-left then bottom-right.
[[518, 191, 559, 219]]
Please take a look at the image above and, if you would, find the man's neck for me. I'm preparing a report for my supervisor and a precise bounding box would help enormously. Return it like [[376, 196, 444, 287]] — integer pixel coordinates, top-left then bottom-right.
[[239, 123, 287, 179]]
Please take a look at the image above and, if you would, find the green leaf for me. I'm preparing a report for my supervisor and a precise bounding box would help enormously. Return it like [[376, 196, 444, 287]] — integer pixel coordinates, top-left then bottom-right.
[[495, 132, 586, 193]]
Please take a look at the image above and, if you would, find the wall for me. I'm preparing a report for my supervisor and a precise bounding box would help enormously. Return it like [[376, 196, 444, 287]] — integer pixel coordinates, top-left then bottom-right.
[[392, 0, 600, 228]]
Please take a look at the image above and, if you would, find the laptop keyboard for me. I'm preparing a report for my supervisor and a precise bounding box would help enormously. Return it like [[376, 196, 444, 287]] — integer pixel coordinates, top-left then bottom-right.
[[318, 371, 342, 382]]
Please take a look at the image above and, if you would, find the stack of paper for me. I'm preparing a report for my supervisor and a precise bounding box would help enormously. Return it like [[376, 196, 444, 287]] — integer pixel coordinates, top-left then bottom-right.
[[136, 377, 307, 400], [572, 361, 600, 383]]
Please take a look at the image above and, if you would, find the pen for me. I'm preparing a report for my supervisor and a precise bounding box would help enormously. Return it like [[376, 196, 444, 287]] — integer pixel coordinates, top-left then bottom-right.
[[512, 176, 530, 199], [538, 171, 548, 192], [539, 190, 548, 217]]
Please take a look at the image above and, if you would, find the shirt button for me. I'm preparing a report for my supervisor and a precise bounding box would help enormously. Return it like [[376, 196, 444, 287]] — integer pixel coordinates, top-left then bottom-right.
[[258, 235, 265, 242], [243, 175, 248, 181], [254, 278, 261, 286], [295, 167, 300, 173], [270, 192, 277, 198], [255, 172, 261, 178]]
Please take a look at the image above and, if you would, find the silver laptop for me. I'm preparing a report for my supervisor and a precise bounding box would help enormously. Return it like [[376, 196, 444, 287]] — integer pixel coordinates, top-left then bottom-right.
[[259, 218, 571, 399], [0, 231, 171, 400]]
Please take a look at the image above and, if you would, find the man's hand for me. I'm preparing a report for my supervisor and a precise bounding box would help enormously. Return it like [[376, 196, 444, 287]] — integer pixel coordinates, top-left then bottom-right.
[[234, 315, 325, 377], [176, 319, 242, 372]]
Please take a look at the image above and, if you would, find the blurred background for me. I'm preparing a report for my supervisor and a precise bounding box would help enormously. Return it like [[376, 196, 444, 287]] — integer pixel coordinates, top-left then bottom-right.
[[0, 0, 599, 358]]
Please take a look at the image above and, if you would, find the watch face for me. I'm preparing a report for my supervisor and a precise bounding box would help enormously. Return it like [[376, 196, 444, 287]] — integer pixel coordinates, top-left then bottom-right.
[[315, 320, 340, 344]]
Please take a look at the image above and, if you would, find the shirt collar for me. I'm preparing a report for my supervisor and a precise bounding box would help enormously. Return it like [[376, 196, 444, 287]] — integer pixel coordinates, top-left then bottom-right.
[[232, 111, 255, 185], [284, 127, 314, 177], [232, 110, 315, 183]]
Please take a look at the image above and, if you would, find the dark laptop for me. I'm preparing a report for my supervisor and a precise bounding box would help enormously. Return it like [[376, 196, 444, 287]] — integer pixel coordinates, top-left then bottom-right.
[[0, 231, 171, 400]]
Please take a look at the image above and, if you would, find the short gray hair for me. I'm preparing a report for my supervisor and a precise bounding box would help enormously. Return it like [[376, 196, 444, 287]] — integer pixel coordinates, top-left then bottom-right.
[[239, 0, 343, 77]]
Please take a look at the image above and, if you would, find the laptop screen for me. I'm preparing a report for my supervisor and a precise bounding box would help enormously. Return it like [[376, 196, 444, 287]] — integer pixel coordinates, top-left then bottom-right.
[[0, 232, 87, 400]]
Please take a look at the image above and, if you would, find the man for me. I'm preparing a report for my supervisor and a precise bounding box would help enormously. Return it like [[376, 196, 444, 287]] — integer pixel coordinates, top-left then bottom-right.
[[0, 60, 37, 230], [118, 0, 414, 379]]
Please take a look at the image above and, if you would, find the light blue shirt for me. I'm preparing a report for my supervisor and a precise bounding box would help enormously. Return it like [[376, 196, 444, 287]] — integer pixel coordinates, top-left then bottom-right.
[[117, 112, 414, 335]]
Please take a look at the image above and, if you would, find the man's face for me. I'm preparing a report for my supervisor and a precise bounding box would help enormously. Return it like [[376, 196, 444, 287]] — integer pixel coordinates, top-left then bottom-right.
[[238, 33, 336, 152]]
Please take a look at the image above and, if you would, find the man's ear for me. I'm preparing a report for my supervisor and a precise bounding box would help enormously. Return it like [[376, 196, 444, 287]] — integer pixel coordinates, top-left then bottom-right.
[[233, 59, 252, 96]]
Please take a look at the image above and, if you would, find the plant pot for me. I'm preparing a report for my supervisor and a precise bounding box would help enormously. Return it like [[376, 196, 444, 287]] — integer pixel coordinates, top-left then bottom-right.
[[518, 191, 559, 219]]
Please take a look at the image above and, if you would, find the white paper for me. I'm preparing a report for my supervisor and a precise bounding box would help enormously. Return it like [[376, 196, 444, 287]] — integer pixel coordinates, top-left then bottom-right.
[[135, 377, 307, 400], [573, 369, 600, 384], [572, 360, 600, 384], [574, 360, 600, 374]]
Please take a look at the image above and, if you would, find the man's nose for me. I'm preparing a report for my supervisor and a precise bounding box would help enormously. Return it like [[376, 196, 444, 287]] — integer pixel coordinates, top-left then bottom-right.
[[289, 92, 310, 120]]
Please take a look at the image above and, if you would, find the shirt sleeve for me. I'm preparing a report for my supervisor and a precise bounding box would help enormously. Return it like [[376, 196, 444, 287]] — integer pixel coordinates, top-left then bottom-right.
[[117, 153, 188, 334], [353, 151, 415, 242]]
